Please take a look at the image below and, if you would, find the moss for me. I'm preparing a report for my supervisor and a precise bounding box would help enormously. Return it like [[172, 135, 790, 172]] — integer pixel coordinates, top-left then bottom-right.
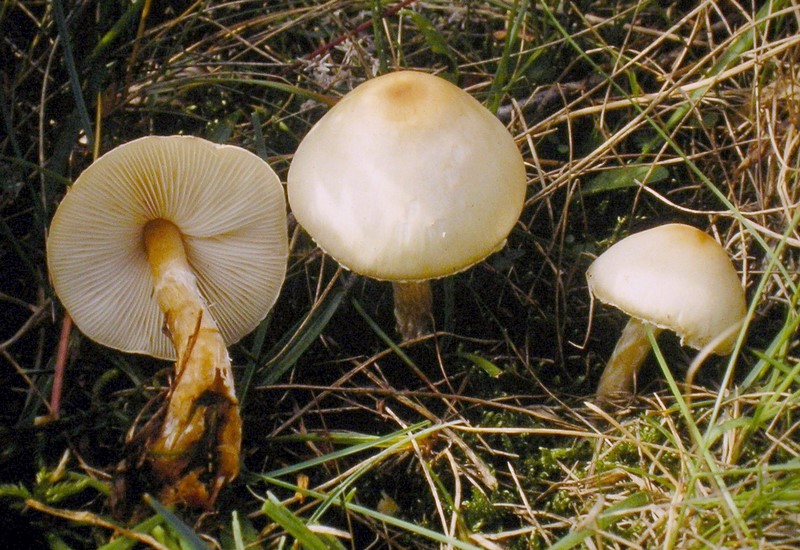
[[461, 487, 503, 531]]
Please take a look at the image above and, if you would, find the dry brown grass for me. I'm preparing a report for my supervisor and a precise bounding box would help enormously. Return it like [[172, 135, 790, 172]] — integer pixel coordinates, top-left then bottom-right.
[[3, 0, 800, 548]]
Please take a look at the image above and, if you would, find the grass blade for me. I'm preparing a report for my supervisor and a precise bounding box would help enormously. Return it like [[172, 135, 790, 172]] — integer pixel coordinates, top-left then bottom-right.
[[261, 492, 347, 550], [241, 279, 347, 402], [51, 0, 94, 148], [549, 492, 650, 550], [143, 494, 208, 550]]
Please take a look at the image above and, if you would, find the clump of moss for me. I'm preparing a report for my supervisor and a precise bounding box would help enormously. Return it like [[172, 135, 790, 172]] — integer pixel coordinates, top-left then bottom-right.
[[461, 486, 505, 531]]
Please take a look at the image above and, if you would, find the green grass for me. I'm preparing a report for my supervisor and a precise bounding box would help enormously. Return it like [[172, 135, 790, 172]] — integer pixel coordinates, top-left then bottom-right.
[[2, 0, 800, 548]]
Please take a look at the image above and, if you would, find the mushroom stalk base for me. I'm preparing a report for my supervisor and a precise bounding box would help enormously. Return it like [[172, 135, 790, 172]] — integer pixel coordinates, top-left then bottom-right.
[[392, 281, 433, 340], [596, 318, 662, 401], [143, 219, 241, 507]]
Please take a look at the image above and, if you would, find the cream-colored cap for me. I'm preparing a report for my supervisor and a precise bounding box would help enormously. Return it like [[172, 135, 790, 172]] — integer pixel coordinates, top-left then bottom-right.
[[287, 70, 527, 282], [47, 135, 288, 360], [586, 223, 746, 353]]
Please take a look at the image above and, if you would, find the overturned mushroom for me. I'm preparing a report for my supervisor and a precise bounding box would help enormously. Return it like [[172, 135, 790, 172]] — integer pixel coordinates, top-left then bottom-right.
[[288, 70, 526, 340], [586, 223, 747, 401], [46, 136, 287, 505]]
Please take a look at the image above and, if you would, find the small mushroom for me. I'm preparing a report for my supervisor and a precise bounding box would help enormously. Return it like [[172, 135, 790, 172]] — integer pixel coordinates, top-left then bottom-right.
[[46, 136, 287, 505], [288, 71, 527, 339], [585, 223, 747, 400]]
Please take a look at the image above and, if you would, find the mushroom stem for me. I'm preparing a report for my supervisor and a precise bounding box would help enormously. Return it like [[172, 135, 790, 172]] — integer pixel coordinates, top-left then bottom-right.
[[143, 218, 241, 503], [392, 281, 433, 340], [596, 318, 662, 400]]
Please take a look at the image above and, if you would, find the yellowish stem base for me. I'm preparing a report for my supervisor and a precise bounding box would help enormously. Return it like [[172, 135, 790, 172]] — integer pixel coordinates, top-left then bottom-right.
[[596, 318, 662, 402], [143, 219, 241, 507], [392, 281, 433, 341]]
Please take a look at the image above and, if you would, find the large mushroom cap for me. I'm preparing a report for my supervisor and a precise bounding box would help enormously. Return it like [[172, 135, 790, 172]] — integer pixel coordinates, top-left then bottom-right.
[[586, 223, 747, 353], [47, 135, 288, 360], [287, 70, 527, 282]]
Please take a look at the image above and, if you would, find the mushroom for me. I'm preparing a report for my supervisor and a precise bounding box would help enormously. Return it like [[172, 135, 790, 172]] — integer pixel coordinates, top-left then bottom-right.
[[288, 71, 527, 339], [46, 135, 287, 505], [585, 223, 747, 400]]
